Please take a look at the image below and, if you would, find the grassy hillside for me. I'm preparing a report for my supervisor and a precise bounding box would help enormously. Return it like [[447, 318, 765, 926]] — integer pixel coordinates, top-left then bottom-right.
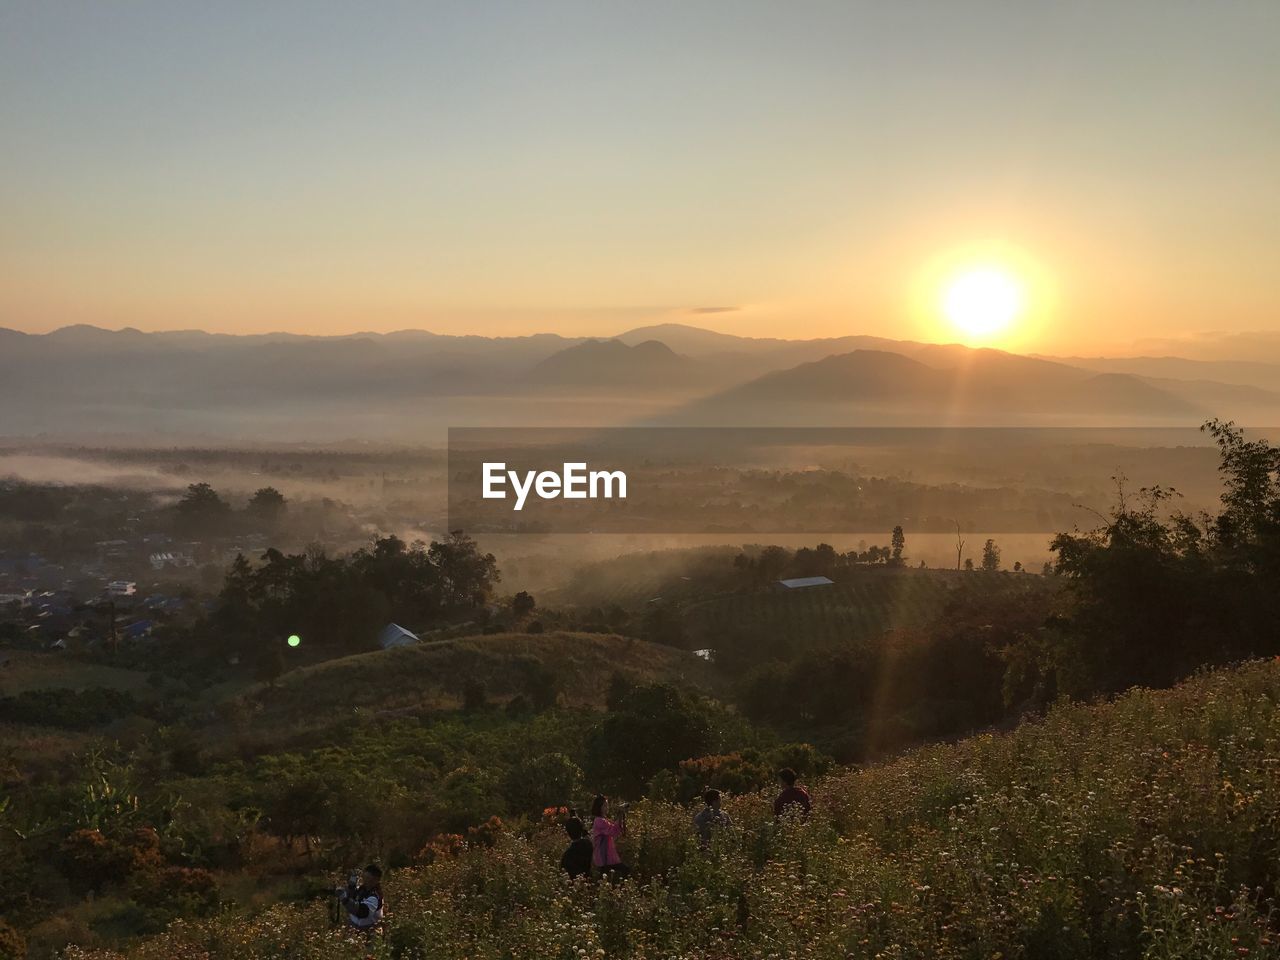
[[0, 649, 152, 696], [75, 659, 1280, 959], [234, 631, 715, 739]]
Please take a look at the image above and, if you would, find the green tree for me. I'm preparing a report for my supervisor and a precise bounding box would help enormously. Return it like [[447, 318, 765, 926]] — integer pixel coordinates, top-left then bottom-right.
[[175, 483, 231, 536], [255, 644, 285, 688], [511, 591, 536, 618], [606, 671, 635, 711], [520, 659, 560, 711], [208, 533, 499, 660], [891, 525, 906, 565], [247, 486, 287, 523], [435, 765, 504, 832], [981, 539, 1001, 571], [756, 545, 790, 583], [502, 752, 583, 814], [586, 683, 719, 795], [1036, 422, 1280, 698], [427, 531, 501, 608]]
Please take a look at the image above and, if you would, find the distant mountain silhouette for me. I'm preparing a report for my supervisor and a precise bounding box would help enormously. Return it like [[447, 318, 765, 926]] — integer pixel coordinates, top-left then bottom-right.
[[672, 349, 1207, 425], [615, 322, 923, 368], [528, 339, 702, 390], [1, 323, 1274, 440], [1042, 353, 1280, 394], [614, 323, 772, 355], [704, 350, 942, 402], [1126, 332, 1280, 365]]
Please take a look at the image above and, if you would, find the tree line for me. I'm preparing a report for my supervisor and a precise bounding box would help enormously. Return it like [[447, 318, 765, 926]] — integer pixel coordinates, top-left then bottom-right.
[[206, 532, 500, 664]]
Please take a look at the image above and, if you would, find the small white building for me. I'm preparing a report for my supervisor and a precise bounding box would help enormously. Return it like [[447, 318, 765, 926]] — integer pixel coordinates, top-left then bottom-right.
[[377, 622, 421, 650], [775, 576, 835, 590], [105, 580, 137, 597]]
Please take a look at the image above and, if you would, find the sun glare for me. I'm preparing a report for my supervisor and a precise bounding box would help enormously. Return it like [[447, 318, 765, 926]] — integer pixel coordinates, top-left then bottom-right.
[[941, 266, 1025, 343]]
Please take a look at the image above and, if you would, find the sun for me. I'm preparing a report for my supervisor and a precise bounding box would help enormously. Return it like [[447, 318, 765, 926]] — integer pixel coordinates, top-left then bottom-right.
[[940, 266, 1025, 342]]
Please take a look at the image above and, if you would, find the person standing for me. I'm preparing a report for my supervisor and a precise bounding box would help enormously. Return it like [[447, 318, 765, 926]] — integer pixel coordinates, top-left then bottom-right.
[[692, 788, 733, 846], [773, 768, 812, 819], [590, 794, 630, 880], [559, 816, 594, 880]]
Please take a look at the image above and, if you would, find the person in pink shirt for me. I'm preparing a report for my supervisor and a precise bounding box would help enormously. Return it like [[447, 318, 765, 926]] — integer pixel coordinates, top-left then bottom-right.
[[590, 794, 630, 881]]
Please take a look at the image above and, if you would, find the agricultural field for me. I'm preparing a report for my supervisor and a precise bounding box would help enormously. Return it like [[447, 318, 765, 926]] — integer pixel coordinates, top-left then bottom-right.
[[683, 571, 954, 649], [70, 658, 1280, 960], [681, 568, 1049, 655]]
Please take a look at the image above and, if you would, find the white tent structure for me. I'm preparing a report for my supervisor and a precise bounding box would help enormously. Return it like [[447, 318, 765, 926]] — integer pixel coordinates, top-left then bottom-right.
[[377, 622, 421, 650]]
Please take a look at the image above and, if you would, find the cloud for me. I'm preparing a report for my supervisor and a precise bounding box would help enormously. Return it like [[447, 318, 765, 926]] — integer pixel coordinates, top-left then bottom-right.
[[686, 306, 739, 314]]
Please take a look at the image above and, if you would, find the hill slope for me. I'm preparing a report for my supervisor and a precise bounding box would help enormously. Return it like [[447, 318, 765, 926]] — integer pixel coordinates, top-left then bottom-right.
[[83, 659, 1280, 959], [673, 348, 1206, 424], [233, 631, 714, 740], [526, 339, 705, 391]]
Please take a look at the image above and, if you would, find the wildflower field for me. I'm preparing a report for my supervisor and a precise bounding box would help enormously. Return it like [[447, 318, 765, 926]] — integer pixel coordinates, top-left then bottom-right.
[[70, 659, 1280, 960]]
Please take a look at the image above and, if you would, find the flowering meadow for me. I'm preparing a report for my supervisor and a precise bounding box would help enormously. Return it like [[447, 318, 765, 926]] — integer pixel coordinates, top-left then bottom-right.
[[68, 660, 1280, 960]]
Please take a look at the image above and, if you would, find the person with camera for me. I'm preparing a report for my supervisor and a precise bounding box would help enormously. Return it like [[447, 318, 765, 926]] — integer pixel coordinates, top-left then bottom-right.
[[336, 863, 385, 931], [590, 794, 630, 881]]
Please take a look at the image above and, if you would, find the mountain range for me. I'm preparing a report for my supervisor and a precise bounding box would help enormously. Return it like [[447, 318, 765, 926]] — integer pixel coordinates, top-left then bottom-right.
[[2, 323, 1279, 441]]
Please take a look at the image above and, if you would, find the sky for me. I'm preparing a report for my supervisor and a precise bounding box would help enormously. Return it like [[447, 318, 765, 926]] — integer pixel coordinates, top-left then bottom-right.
[[1, 0, 1278, 354]]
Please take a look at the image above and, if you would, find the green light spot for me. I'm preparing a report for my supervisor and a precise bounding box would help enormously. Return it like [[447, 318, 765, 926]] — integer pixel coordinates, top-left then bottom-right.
[[287, 635, 301, 648]]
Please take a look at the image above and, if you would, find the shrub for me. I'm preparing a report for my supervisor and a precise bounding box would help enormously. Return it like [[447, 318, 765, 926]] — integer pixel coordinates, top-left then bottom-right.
[[62, 661, 1280, 960], [128, 866, 219, 920], [585, 682, 720, 795], [58, 829, 130, 894], [0, 688, 140, 729], [502, 752, 583, 814], [0, 920, 24, 960]]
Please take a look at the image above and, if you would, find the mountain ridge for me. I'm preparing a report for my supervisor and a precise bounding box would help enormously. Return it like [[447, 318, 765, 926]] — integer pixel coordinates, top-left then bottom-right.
[[3, 323, 1277, 439]]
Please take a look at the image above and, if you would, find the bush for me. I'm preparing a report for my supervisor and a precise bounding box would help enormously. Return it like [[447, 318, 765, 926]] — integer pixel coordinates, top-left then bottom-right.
[[518, 658, 559, 711], [502, 752, 583, 814], [0, 920, 25, 960], [585, 683, 720, 795], [0, 688, 140, 729], [462, 676, 487, 711], [128, 866, 219, 920], [58, 829, 131, 894]]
